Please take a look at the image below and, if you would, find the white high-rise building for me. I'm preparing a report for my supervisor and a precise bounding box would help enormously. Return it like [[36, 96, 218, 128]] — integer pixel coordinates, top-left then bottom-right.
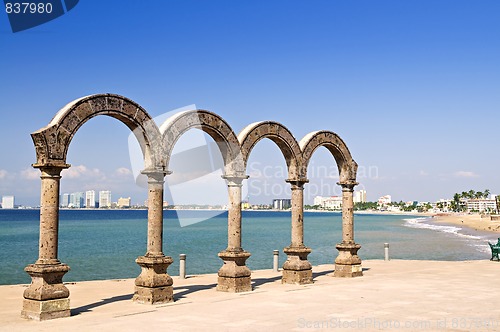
[[354, 190, 367, 203], [272, 199, 291, 210], [69, 192, 85, 208], [1, 195, 14, 209], [99, 191, 112, 208], [85, 190, 96, 208], [61, 193, 70, 207]]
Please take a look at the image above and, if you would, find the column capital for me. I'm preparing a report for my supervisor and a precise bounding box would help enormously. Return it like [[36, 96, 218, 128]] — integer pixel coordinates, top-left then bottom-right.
[[222, 174, 249, 187], [32, 162, 71, 170], [337, 180, 358, 191], [32, 164, 70, 179], [142, 168, 170, 184], [286, 178, 309, 189]]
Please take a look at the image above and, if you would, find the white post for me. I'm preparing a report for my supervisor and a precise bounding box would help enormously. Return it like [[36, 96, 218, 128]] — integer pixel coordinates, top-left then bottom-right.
[[384, 243, 390, 261], [273, 250, 279, 272], [180, 254, 186, 279]]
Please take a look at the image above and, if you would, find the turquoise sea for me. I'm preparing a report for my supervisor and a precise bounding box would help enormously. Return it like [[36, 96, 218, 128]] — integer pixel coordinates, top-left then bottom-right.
[[0, 209, 497, 285]]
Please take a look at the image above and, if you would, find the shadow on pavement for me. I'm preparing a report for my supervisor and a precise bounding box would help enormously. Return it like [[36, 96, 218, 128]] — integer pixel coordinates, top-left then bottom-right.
[[72, 294, 133, 316]]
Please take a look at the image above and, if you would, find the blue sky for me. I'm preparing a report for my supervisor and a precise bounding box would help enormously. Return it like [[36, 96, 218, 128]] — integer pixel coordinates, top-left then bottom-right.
[[0, 1, 499, 206]]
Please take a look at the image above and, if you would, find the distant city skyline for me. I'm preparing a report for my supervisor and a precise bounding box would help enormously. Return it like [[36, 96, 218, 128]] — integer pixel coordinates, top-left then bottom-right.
[[1, 1, 499, 206], [58, 190, 115, 208]]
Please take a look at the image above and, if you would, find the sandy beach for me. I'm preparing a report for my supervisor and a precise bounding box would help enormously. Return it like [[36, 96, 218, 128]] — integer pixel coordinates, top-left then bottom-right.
[[355, 210, 500, 234], [431, 213, 500, 234], [2, 260, 500, 331]]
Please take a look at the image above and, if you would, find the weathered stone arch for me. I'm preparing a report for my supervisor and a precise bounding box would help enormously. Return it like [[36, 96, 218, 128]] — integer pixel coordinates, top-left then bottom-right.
[[31, 93, 164, 170], [300, 130, 358, 183], [22, 94, 172, 321], [238, 121, 302, 180], [239, 121, 310, 285], [299, 130, 362, 278], [160, 110, 251, 292], [160, 110, 244, 176]]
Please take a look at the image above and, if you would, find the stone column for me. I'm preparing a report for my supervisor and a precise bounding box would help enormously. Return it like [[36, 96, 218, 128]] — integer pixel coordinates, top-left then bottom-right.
[[22, 165, 71, 321], [282, 179, 312, 284], [334, 181, 362, 277], [133, 170, 174, 304], [217, 175, 251, 292]]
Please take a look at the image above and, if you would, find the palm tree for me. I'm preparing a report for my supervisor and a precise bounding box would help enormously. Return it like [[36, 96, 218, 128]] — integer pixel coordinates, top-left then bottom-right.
[[476, 191, 483, 199], [484, 189, 491, 199], [468, 190, 476, 199], [453, 193, 462, 212]]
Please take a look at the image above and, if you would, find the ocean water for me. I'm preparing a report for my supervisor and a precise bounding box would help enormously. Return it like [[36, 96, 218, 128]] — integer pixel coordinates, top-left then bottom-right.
[[0, 210, 497, 285]]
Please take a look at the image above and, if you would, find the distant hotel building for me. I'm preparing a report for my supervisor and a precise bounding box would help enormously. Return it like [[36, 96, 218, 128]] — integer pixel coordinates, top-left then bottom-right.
[[85, 190, 96, 208], [432, 199, 452, 212], [314, 190, 366, 210], [466, 199, 497, 213], [273, 199, 291, 210], [117, 197, 131, 208], [1, 195, 15, 209], [99, 191, 112, 208], [378, 195, 392, 206], [314, 196, 342, 210], [354, 190, 367, 203]]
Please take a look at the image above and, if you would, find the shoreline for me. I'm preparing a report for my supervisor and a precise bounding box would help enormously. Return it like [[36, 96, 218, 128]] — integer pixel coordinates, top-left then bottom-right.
[[430, 213, 500, 234], [349, 210, 500, 235]]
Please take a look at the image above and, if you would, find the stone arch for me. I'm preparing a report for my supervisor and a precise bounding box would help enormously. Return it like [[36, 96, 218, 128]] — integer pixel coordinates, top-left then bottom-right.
[[23, 94, 170, 320], [160, 110, 251, 293], [238, 121, 302, 180], [300, 130, 358, 183], [160, 110, 244, 176], [31, 93, 164, 170], [299, 131, 362, 279]]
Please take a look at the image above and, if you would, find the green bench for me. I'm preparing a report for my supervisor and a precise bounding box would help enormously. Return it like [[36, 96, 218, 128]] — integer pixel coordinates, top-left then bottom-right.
[[488, 238, 500, 261]]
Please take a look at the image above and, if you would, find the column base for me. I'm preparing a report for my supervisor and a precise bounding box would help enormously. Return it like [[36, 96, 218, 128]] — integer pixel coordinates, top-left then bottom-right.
[[23, 263, 70, 300], [22, 263, 71, 320], [282, 246, 313, 285], [217, 250, 252, 292], [133, 255, 174, 304], [217, 276, 252, 292], [334, 242, 363, 278], [21, 298, 70, 321], [133, 286, 173, 304], [282, 269, 313, 284], [333, 263, 363, 278]]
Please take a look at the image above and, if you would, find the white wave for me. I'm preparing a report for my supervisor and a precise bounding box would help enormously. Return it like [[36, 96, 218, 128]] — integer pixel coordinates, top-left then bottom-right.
[[474, 243, 491, 254], [403, 217, 482, 240], [403, 218, 499, 255]]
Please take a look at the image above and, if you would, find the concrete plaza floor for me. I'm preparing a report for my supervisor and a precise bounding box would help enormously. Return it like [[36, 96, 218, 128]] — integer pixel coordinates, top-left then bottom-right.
[[1, 260, 500, 331]]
